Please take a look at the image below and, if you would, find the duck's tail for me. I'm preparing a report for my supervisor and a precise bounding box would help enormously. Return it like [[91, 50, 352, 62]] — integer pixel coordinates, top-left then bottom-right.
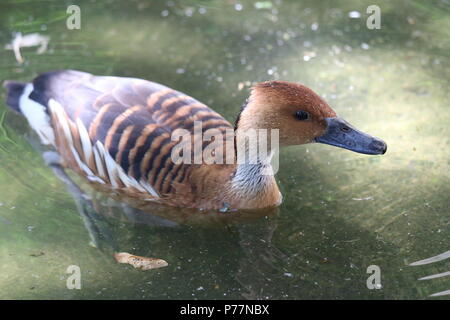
[[3, 80, 28, 114], [3, 80, 54, 145]]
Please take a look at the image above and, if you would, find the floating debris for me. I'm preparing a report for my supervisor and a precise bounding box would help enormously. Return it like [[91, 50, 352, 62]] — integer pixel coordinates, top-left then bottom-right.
[[409, 250, 450, 266], [348, 11, 361, 18], [254, 1, 273, 10], [352, 196, 374, 201], [114, 252, 168, 270], [429, 290, 450, 297], [418, 271, 450, 281], [5, 32, 50, 64], [361, 42, 370, 50], [406, 16, 416, 25], [303, 51, 316, 62], [30, 251, 45, 257]]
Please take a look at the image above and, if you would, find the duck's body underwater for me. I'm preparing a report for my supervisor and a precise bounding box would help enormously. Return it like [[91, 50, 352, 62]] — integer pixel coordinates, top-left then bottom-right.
[[4, 70, 386, 210]]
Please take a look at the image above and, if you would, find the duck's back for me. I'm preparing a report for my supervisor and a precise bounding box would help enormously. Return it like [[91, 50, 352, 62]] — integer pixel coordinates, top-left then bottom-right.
[[6, 70, 233, 198]]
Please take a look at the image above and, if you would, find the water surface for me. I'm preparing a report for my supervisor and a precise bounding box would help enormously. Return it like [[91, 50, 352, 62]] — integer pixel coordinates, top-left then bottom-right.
[[0, 0, 449, 299]]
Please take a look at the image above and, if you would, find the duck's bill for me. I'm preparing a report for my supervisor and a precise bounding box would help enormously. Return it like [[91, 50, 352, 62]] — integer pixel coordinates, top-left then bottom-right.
[[315, 117, 387, 155]]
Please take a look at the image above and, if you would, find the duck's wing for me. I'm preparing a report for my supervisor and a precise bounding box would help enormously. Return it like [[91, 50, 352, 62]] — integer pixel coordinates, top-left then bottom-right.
[[18, 70, 233, 196]]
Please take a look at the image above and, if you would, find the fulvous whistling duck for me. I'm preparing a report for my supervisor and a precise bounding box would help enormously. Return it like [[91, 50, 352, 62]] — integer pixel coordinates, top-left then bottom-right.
[[4, 70, 387, 211]]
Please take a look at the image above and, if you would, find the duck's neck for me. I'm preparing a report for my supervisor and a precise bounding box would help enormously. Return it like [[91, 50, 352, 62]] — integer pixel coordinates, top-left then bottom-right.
[[186, 148, 280, 210], [227, 132, 281, 208], [231, 145, 275, 189], [229, 157, 281, 209], [233, 107, 278, 186], [221, 96, 282, 208]]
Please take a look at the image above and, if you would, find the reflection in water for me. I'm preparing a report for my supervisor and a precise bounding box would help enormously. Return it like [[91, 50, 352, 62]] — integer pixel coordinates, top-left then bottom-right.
[[54, 150, 290, 298], [43, 136, 296, 299], [47, 146, 277, 228], [235, 219, 289, 299]]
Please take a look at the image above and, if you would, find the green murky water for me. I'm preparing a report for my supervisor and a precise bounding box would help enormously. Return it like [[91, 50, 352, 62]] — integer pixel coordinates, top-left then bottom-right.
[[0, 0, 449, 299]]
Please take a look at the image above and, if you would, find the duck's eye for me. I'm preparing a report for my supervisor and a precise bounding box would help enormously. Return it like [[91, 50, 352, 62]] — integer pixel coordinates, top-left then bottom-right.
[[295, 110, 310, 121]]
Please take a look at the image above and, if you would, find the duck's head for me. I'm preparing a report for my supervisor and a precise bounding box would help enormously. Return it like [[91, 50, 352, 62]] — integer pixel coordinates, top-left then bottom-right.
[[236, 81, 387, 155]]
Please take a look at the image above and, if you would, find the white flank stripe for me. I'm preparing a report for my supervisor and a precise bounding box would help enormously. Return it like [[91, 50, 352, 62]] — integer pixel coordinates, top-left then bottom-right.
[[70, 145, 94, 177], [19, 84, 55, 145], [96, 141, 120, 188], [92, 142, 106, 179], [87, 175, 105, 184], [94, 140, 122, 189], [48, 99, 92, 177], [93, 141, 107, 179], [26, 92, 159, 198], [75, 118, 93, 164], [93, 141, 159, 197], [117, 168, 146, 192], [140, 180, 159, 198], [48, 99, 74, 147]]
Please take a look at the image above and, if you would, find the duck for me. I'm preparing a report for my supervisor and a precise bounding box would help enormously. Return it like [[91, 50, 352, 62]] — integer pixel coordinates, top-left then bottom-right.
[[3, 70, 386, 211]]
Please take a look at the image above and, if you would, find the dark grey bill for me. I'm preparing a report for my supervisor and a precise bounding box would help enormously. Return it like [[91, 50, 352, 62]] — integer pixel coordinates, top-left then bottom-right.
[[315, 117, 387, 155]]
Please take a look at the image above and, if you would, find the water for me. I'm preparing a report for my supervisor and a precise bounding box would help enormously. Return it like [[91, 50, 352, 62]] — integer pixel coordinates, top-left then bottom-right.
[[0, 0, 449, 299]]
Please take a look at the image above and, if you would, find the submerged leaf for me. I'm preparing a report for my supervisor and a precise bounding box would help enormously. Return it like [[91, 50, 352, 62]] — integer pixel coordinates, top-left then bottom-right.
[[114, 252, 168, 271]]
